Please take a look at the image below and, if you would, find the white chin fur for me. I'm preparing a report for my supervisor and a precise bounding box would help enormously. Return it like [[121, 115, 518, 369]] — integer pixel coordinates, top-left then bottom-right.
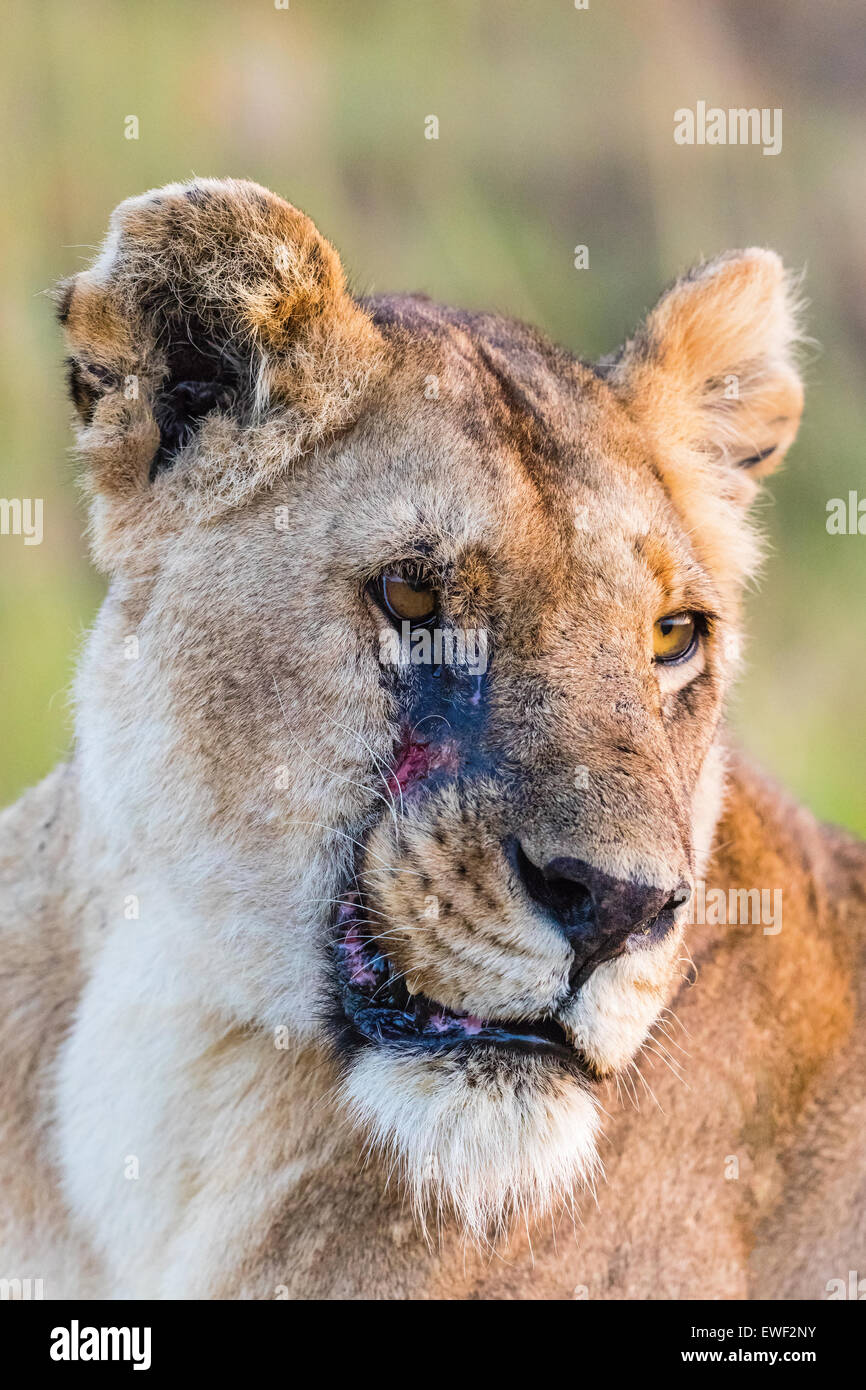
[[342, 1046, 600, 1242]]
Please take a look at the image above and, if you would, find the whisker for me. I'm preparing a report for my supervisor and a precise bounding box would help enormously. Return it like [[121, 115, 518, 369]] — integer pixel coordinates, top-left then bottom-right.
[[271, 675, 399, 826]]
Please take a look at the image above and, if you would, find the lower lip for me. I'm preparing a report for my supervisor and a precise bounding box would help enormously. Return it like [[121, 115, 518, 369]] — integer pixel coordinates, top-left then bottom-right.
[[335, 894, 586, 1070], [344, 999, 583, 1067]]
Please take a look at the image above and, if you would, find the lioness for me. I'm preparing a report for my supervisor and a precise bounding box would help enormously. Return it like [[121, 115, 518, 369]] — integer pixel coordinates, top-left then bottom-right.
[[1, 179, 863, 1300]]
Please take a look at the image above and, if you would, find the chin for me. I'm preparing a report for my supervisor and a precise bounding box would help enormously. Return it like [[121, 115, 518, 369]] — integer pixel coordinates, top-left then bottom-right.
[[341, 1045, 601, 1243], [330, 896, 604, 1241]]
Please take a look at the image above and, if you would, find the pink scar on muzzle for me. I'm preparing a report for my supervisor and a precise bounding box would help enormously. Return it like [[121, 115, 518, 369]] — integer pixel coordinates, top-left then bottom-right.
[[339, 913, 379, 988], [386, 734, 461, 798], [427, 1011, 484, 1035]]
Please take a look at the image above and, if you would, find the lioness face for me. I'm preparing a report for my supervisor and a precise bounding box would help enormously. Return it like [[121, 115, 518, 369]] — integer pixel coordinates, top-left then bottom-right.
[[61, 180, 803, 1235]]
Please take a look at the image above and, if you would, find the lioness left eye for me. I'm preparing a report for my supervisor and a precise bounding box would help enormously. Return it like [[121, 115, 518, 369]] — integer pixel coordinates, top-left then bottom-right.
[[653, 613, 698, 664], [376, 572, 439, 626]]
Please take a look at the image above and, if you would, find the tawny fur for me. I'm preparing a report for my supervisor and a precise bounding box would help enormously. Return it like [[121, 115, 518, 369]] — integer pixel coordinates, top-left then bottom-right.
[[1, 179, 863, 1299]]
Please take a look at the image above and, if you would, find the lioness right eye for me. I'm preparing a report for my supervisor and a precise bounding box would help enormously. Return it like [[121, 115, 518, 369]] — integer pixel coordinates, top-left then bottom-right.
[[653, 612, 698, 664], [376, 572, 439, 626]]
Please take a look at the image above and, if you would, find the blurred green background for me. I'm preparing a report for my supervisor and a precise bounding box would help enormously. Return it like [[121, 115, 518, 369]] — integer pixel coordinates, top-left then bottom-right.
[[1, 0, 864, 829]]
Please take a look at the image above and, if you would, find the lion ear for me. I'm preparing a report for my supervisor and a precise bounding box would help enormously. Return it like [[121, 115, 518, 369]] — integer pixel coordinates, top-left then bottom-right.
[[606, 249, 805, 493], [55, 178, 384, 501]]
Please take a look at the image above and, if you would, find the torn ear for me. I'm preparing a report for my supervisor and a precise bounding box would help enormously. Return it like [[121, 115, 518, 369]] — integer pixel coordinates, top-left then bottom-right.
[[606, 249, 805, 491], [55, 177, 385, 501]]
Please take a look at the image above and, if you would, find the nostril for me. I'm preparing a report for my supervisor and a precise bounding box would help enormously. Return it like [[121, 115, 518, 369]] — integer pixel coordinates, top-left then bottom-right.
[[509, 839, 596, 936], [667, 880, 692, 911], [508, 838, 690, 959]]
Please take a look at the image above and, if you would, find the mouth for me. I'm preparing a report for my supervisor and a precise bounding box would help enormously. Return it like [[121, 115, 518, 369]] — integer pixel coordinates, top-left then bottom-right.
[[332, 894, 586, 1070]]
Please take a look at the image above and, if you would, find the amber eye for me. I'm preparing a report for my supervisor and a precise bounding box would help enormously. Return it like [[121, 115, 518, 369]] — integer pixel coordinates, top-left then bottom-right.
[[653, 612, 698, 664], [378, 572, 438, 625]]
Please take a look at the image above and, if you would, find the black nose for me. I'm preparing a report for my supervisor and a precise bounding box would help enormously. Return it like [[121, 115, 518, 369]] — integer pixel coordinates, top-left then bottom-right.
[[511, 840, 691, 989]]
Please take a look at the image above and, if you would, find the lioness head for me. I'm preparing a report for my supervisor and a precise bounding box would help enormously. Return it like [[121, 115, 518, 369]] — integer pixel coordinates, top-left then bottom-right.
[[58, 179, 803, 1237]]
